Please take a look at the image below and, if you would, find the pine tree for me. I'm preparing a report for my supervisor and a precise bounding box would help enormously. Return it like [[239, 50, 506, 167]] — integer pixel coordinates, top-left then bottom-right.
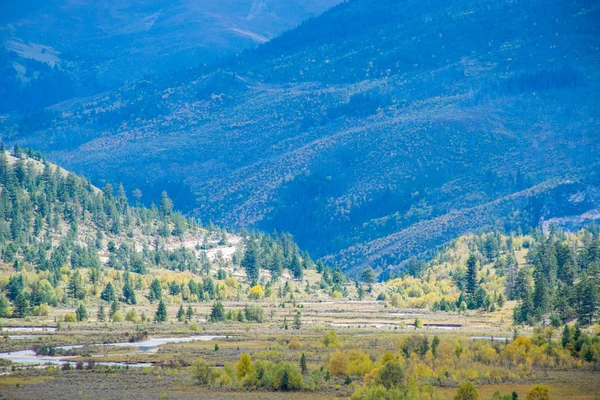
[[290, 254, 303, 280], [186, 305, 194, 321], [466, 254, 478, 294], [76, 303, 88, 321], [577, 275, 598, 325], [177, 304, 185, 322], [300, 352, 308, 374], [210, 302, 225, 322], [561, 325, 571, 348], [13, 292, 29, 318], [68, 270, 86, 300], [361, 267, 377, 285], [155, 299, 167, 323], [110, 300, 119, 317], [293, 312, 302, 330], [159, 191, 173, 218], [149, 279, 162, 303], [270, 249, 284, 279], [97, 303, 106, 322], [241, 242, 259, 285], [122, 280, 137, 305], [7, 274, 24, 301], [281, 369, 290, 391], [497, 293, 505, 308]]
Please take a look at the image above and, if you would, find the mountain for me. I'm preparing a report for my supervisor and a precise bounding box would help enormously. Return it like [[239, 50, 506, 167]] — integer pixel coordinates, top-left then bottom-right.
[[3, 0, 600, 275], [0, 0, 341, 113]]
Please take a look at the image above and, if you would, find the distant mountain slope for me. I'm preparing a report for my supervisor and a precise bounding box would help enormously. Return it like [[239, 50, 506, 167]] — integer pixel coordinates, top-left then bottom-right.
[[0, 0, 341, 113], [3, 0, 600, 274]]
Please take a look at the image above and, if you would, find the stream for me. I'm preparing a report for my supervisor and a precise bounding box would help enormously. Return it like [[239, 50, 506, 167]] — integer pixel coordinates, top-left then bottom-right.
[[0, 335, 224, 367]]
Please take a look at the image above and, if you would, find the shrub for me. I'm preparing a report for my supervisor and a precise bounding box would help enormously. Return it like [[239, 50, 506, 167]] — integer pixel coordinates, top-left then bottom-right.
[[64, 313, 76, 323], [329, 351, 350, 376], [376, 360, 406, 389], [273, 363, 302, 391], [33, 303, 50, 316], [390, 293, 403, 307], [347, 349, 373, 376], [111, 311, 123, 322], [191, 358, 213, 385], [401, 335, 430, 357], [323, 330, 339, 347], [236, 354, 254, 379], [244, 304, 265, 322], [454, 381, 479, 400], [526, 386, 550, 400], [288, 339, 302, 350], [248, 285, 264, 299], [125, 309, 138, 323]]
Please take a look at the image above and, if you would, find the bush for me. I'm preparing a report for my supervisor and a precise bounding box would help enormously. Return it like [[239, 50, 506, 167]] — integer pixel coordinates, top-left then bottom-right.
[[236, 354, 254, 379], [323, 330, 339, 347], [244, 304, 265, 322], [350, 385, 409, 400], [272, 362, 303, 391], [329, 351, 350, 376], [526, 386, 550, 400], [454, 381, 479, 400], [64, 313, 77, 323], [192, 358, 213, 385], [125, 309, 139, 323], [248, 285, 264, 299], [376, 360, 406, 389], [33, 303, 50, 316], [111, 311, 123, 322], [347, 349, 373, 376]]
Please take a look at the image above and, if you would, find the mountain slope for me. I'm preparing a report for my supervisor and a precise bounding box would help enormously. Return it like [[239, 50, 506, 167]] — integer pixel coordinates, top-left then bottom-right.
[[3, 0, 600, 274], [0, 0, 341, 113]]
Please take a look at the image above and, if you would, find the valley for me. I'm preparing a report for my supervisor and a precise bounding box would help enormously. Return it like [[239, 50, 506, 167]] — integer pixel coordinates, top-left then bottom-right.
[[0, 0, 599, 398], [0, 150, 597, 398]]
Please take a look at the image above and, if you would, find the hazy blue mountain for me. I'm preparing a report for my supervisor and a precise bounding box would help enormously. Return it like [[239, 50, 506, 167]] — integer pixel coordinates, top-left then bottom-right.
[[3, 0, 600, 275], [0, 0, 340, 113]]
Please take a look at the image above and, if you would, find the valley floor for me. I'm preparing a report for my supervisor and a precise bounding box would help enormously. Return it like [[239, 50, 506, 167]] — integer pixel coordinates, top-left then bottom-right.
[[0, 299, 598, 399]]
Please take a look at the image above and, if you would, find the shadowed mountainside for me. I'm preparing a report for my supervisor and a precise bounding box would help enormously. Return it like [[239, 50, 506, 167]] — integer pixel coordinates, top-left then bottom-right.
[[0, 0, 341, 113], [3, 0, 600, 274]]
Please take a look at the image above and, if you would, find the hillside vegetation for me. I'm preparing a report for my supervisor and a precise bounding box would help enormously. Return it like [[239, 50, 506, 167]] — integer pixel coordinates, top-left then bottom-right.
[[3, 0, 599, 274], [0, 0, 341, 114], [376, 228, 599, 328], [0, 147, 345, 319]]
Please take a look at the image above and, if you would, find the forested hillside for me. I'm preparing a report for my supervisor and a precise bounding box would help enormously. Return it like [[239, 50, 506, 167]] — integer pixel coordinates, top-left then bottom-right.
[[3, 0, 600, 276], [375, 228, 599, 327], [0, 147, 345, 319]]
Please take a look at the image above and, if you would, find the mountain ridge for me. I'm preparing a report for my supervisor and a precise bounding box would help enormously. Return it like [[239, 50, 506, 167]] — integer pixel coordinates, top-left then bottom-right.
[[3, 0, 600, 274]]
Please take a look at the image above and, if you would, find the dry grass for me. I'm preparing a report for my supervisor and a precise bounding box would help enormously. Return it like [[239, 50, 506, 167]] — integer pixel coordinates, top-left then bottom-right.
[[438, 370, 600, 400]]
